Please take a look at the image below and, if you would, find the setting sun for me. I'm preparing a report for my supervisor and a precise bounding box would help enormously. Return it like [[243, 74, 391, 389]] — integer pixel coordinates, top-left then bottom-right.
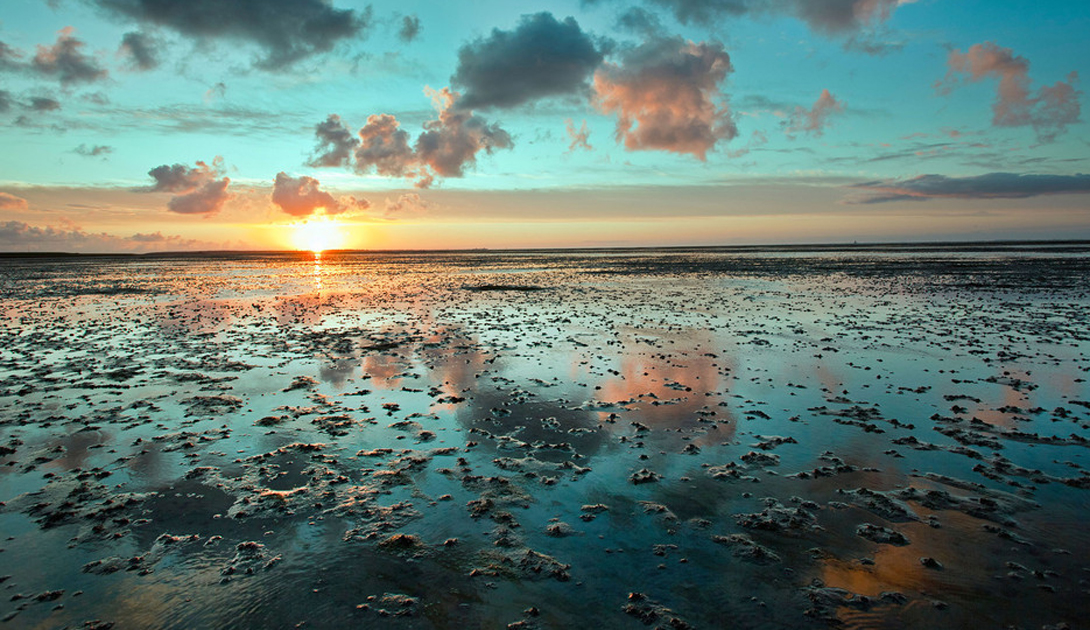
[[291, 217, 346, 252]]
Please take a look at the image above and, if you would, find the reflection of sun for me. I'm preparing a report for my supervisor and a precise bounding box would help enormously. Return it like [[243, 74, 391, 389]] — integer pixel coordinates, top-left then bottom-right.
[[291, 217, 345, 253]]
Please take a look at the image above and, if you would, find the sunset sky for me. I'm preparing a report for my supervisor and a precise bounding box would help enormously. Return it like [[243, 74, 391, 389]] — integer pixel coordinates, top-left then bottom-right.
[[0, 0, 1087, 251]]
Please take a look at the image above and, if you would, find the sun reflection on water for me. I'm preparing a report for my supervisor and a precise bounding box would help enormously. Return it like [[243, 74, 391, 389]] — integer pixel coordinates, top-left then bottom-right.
[[312, 251, 323, 293]]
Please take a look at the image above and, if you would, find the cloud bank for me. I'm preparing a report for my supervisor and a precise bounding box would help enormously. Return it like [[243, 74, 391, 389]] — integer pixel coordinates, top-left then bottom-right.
[[0, 220, 227, 252], [848, 172, 1090, 204]]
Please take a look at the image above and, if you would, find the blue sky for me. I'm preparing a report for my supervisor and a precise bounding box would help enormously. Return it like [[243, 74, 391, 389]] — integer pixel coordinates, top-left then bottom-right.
[[0, 0, 1087, 251]]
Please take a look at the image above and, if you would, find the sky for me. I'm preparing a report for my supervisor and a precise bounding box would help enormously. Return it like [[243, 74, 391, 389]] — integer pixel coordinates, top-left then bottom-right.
[[0, 0, 1087, 252]]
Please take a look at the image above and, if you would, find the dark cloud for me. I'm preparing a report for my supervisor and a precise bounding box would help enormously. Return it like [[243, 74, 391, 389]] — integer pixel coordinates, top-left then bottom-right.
[[75, 143, 113, 157], [32, 27, 108, 85], [0, 40, 24, 70], [413, 87, 513, 186], [29, 97, 62, 112], [614, 7, 665, 36], [140, 157, 231, 214], [204, 81, 226, 102], [271, 172, 369, 217], [308, 114, 359, 168], [0, 90, 12, 112], [785, 88, 844, 138], [81, 91, 111, 105], [312, 88, 513, 188], [0, 220, 224, 252], [593, 36, 736, 160], [588, 0, 909, 39], [679, 0, 905, 34], [787, 0, 906, 35], [0, 192, 29, 210], [451, 12, 604, 110], [937, 42, 1081, 143], [566, 118, 593, 151], [398, 15, 421, 43], [847, 172, 1090, 204], [167, 178, 230, 214], [91, 0, 372, 69], [118, 31, 161, 70]]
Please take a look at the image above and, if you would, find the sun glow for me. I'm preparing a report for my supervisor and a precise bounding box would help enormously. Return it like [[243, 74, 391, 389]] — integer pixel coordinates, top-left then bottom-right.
[[290, 217, 347, 252]]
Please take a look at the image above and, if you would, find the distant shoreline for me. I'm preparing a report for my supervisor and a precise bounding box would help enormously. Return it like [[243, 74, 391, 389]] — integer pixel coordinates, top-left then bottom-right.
[[3, 239, 1090, 260]]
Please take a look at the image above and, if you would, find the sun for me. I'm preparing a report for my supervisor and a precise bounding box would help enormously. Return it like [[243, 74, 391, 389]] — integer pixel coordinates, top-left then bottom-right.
[[291, 217, 346, 253]]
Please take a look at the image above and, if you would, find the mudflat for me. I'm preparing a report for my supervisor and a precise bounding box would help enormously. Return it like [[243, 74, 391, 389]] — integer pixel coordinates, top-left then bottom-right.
[[1, 247, 1088, 629]]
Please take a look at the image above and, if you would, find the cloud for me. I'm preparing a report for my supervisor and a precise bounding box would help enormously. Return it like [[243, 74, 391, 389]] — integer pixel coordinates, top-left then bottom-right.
[[0, 40, 24, 70], [589, 0, 912, 37], [398, 15, 421, 43], [204, 81, 226, 102], [937, 42, 1081, 143], [451, 12, 604, 110], [271, 172, 369, 217], [90, 0, 372, 69], [353, 113, 416, 177], [0, 91, 11, 112], [118, 31, 161, 70], [0, 220, 227, 253], [786, 0, 910, 36], [140, 157, 232, 214], [592, 36, 736, 160], [566, 118, 593, 151], [32, 27, 108, 85], [412, 87, 513, 186], [847, 172, 1090, 204], [614, 7, 665, 36], [727, 129, 768, 158], [29, 97, 63, 112], [383, 192, 426, 216], [75, 143, 113, 157], [0, 192, 29, 210], [785, 88, 844, 137], [313, 87, 513, 188], [308, 114, 360, 168]]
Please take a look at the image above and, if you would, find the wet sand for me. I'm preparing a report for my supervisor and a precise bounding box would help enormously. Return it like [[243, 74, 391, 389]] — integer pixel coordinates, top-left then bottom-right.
[[1, 247, 1088, 629]]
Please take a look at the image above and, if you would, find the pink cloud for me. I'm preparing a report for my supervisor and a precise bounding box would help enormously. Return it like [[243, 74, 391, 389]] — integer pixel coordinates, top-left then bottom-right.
[[271, 172, 369, 217], [938, 42, 1081, 142], [0, 192, 28, 210], [593, 37, 736, 160], [566, 118, 593, 152], [786, 89, 845, 138]]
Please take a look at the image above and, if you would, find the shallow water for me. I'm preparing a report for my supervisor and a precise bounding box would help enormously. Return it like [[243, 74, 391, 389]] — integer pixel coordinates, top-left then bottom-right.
[[1, 248, 1089, 629]]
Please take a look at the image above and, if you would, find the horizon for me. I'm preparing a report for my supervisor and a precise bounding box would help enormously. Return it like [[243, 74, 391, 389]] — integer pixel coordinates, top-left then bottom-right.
[[1, 1, 1088, 251], [4, 237, 1090, 258]]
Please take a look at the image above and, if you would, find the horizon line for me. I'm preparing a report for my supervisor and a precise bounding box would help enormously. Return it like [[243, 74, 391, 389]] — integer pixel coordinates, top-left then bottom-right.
[[3, 238, 1090, 259]]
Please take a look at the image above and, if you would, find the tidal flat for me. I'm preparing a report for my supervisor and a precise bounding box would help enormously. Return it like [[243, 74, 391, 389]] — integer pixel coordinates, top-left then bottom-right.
[[1, 246, 1088, 629]]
